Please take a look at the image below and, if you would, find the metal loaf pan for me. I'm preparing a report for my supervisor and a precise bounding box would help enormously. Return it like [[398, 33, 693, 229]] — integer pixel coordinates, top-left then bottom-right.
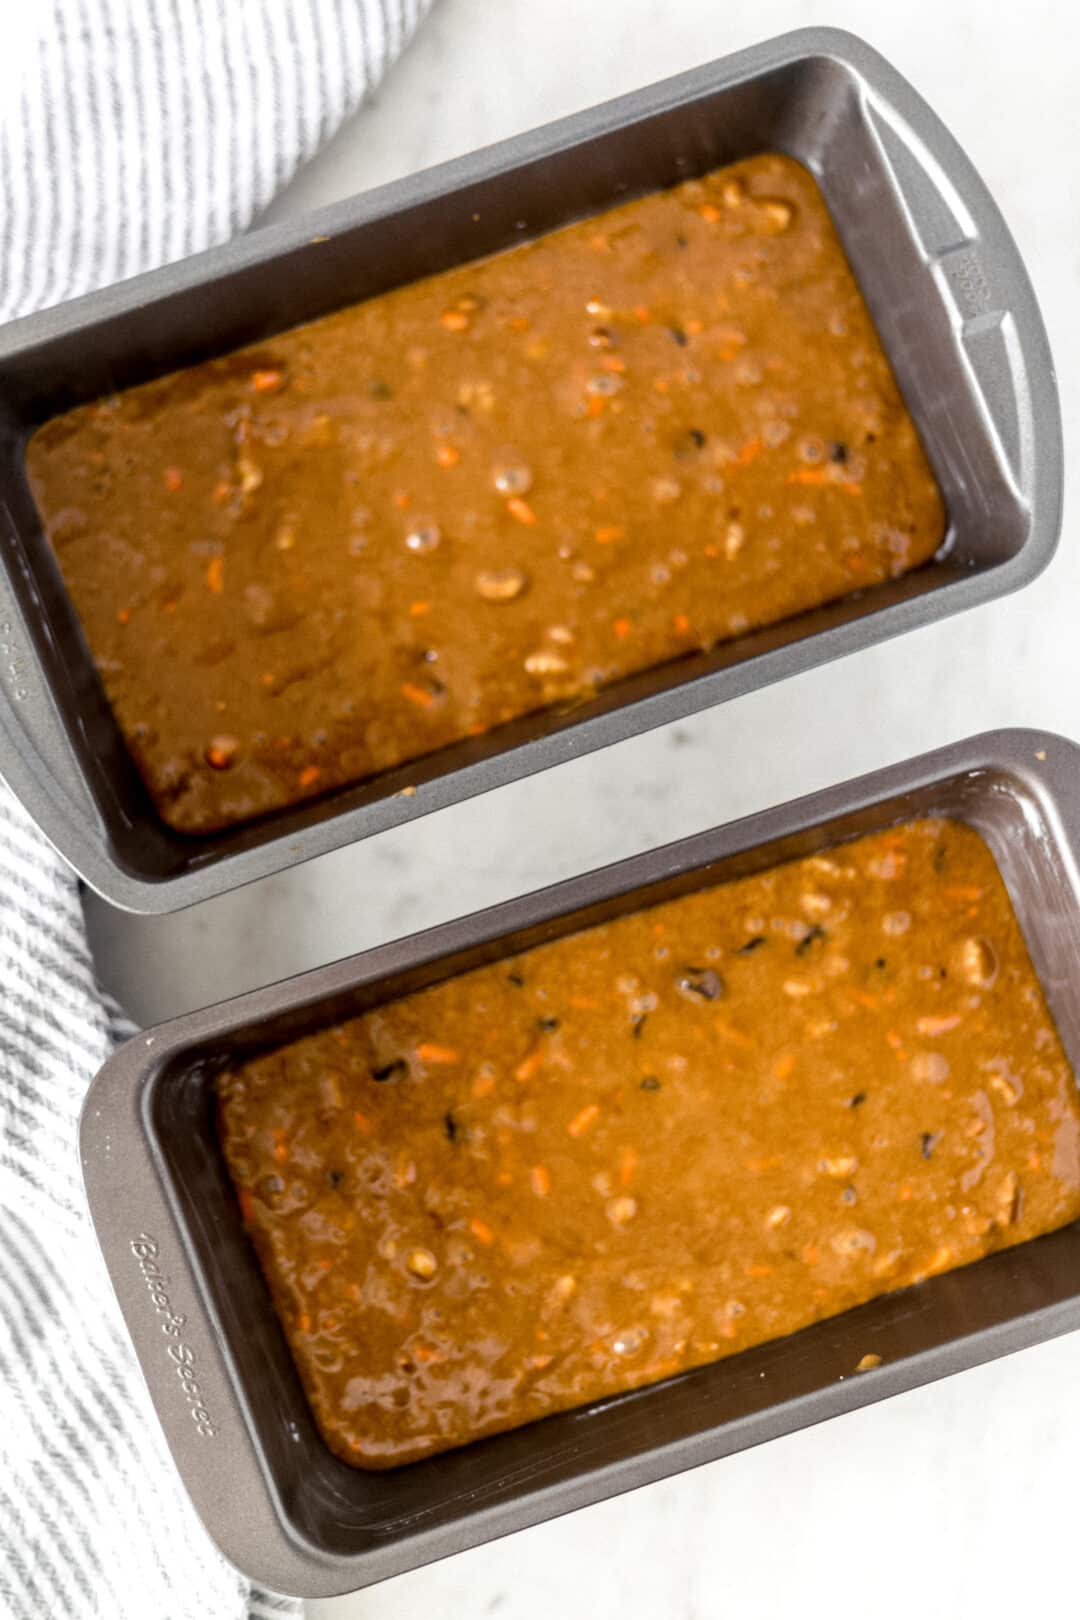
[[0, 29, 1063, 912], [81, 729, 1080, 1597]]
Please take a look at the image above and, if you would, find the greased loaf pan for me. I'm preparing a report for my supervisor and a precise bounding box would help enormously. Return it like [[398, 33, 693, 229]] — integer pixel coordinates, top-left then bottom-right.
[[81, 730, 1080, 1596], [0, 28, 1061, 910]]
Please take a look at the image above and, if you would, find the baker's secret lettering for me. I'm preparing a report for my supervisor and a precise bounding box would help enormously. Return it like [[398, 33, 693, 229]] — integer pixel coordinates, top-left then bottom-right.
[[130, 1234, 217, 1438]]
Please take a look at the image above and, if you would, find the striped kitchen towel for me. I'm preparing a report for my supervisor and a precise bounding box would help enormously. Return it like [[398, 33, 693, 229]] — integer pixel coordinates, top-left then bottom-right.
[[0, 3, 430, 1616]]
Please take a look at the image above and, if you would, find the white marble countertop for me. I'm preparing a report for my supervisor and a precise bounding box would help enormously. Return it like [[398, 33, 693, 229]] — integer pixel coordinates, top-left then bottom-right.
[[84, 1, 1080, 1614]]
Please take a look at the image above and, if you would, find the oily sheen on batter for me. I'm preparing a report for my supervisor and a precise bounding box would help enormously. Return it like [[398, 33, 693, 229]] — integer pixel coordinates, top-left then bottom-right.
[[216, 821, 1080, 1468], [28, 154, 944, 833]]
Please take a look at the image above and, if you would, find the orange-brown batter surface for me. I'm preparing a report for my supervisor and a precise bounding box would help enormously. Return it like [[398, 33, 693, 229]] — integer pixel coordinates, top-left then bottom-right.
[[28, 154, 943, 833], [216, 819, 1080, 1468]]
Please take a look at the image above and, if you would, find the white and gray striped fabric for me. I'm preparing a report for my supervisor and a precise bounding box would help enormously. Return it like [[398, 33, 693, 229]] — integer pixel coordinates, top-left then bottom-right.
[[0, 0, 429, 323], [0, 3, 430, 1615]]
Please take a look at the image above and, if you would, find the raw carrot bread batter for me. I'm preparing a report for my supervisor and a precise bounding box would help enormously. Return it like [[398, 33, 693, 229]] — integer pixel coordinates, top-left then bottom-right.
[[216, 819, 1080, 1469], [28, 154, 944, 834]]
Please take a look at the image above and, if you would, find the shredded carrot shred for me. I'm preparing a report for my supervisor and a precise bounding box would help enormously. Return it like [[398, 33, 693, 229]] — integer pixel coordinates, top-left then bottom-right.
[[416, 1043, 460, 1064], [400, 681, 436, 709], [567, 1103, 601, 1138], [469, 1217, 495, 1245], [472, 1073, 496, 1099], [595, 525, 625, 544], [440, 310, 469, 331], [238, 1187, 256, 1223], [506, 497, 537, 525], [162, 465, 183, 491], [251, 368, 284, 392], [736, 436, 762, 466], [773, 1053, 796, 1081], [531, 1165, 551, 1198], [409, 600, 430, 617], [515, 1050, 545, 1082], [618, 1147, 638, 1187], [116, 607, 131, 626], [298, 765, 321, 788], [435, 444, 460, 468], [612, 616, 632, 639], [786, 468, 864, 495], [206, 557, 224, 594], [699, 204, 720, 223], [352, 1110, 373, 1134], [673, 613, 691, 633]]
